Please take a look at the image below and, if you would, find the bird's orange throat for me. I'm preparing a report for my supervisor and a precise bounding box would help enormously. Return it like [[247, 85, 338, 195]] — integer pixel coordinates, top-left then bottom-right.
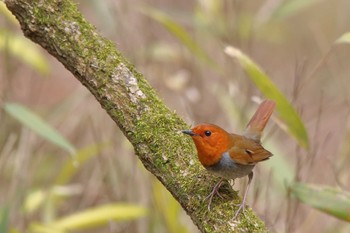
[[196, 146, 222, 167], [191, 134, 232, 167]]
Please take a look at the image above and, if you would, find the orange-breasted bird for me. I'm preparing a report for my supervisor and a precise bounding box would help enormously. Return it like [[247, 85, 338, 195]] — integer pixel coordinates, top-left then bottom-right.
[[182, 100, 275, 218]]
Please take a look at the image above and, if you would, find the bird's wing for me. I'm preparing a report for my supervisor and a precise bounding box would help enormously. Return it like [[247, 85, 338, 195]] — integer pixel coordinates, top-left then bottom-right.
[[228, 135, 273, 165]]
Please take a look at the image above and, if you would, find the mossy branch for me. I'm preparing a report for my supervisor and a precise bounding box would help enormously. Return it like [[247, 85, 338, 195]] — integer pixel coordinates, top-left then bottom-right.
[[4, 0, 268, 232]]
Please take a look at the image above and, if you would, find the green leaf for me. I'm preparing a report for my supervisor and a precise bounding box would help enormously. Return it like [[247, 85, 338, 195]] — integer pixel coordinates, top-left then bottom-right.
[[4, 103, 76, 155], [140, 7, 220, 71], [55, 142, 110, 185], [24, 190, 46, 214], [335, 32, 350, 44], [0, 206, 9, 233], [31, 204, 147, 232], [24, 185, 84, 217], [290, 183, 350, 221], [0, 30, 50, 75], [272, 0, 320, 20], [9, 228, 21, 233], [152, 179, 188, 233], [225, 46, 309, 148]]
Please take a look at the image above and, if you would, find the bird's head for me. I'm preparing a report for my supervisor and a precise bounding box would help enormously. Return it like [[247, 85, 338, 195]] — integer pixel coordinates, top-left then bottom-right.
[[182, 124, 232, 166]]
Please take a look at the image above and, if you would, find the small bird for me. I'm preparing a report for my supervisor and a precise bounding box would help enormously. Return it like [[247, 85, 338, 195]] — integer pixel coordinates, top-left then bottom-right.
[[182, 100, 275, 218]]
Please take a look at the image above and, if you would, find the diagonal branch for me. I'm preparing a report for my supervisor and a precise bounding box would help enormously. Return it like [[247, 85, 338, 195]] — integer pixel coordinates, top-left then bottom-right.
[[4, 0, 268, 232]]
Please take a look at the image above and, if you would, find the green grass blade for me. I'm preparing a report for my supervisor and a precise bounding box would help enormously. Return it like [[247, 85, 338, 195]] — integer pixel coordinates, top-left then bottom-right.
[[335, 32, 350, 44], [4, 103, 76, 155], [0, 30, 50, 75], [55, 142, 110, 185], [9, 228, 21, 233], [272, 0, 320, 20], [140, 7, 219, 71], [0, 206, 9, 233], [24, 190, 46, 214], [291, 183, 350, 221], [35, 204, 147, 232], [24, 185, 85, 216], [152, 179, 188, 233], [225, 46, 309, 148]]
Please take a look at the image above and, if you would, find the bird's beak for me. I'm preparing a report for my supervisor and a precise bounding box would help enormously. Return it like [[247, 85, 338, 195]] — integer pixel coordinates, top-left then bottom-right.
[[181, 130, 198, 136]]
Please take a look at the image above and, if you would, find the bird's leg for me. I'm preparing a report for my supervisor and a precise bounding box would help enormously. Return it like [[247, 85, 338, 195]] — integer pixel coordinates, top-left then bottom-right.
[[233, 171, 253, 219], [204, 178, 224, 211]]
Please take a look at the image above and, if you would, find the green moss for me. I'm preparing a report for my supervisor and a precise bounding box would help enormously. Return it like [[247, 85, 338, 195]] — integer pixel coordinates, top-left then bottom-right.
[[235, 210, 268, 233]]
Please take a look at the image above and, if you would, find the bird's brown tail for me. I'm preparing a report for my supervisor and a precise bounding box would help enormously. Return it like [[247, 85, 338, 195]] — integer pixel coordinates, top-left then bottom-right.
[[244, 100, 276, 141]]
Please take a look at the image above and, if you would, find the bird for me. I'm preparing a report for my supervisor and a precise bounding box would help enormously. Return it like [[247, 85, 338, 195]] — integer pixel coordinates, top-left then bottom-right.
[[182, 99, 275, 218]]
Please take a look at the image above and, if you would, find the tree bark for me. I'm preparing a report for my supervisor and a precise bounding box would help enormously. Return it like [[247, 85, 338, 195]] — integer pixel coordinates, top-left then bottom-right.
[[4, 0, 268, 232]]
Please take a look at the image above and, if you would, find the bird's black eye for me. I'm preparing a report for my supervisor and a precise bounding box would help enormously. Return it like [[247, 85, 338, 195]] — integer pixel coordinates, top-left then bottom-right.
[[204, 130, 211, 136]]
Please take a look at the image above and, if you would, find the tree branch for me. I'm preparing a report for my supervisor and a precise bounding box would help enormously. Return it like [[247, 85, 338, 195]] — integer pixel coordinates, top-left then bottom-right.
[[4, 0, 268, 232]]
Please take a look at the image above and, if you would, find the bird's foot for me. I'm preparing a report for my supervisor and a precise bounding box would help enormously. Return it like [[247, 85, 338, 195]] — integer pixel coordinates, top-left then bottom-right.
[[204, 178, 224, 211], [232, 202, 246, 219]]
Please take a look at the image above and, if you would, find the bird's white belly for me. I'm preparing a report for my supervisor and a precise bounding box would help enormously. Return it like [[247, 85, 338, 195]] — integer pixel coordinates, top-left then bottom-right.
[[205, 152, 255, 180]]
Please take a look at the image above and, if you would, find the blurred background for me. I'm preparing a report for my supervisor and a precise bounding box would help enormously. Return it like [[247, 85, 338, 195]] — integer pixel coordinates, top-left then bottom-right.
[[1, 0, 350, 232]]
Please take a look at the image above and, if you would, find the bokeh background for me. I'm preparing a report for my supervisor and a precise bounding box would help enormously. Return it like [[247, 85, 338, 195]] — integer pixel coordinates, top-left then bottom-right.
[[1, 0, 350, 232]]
